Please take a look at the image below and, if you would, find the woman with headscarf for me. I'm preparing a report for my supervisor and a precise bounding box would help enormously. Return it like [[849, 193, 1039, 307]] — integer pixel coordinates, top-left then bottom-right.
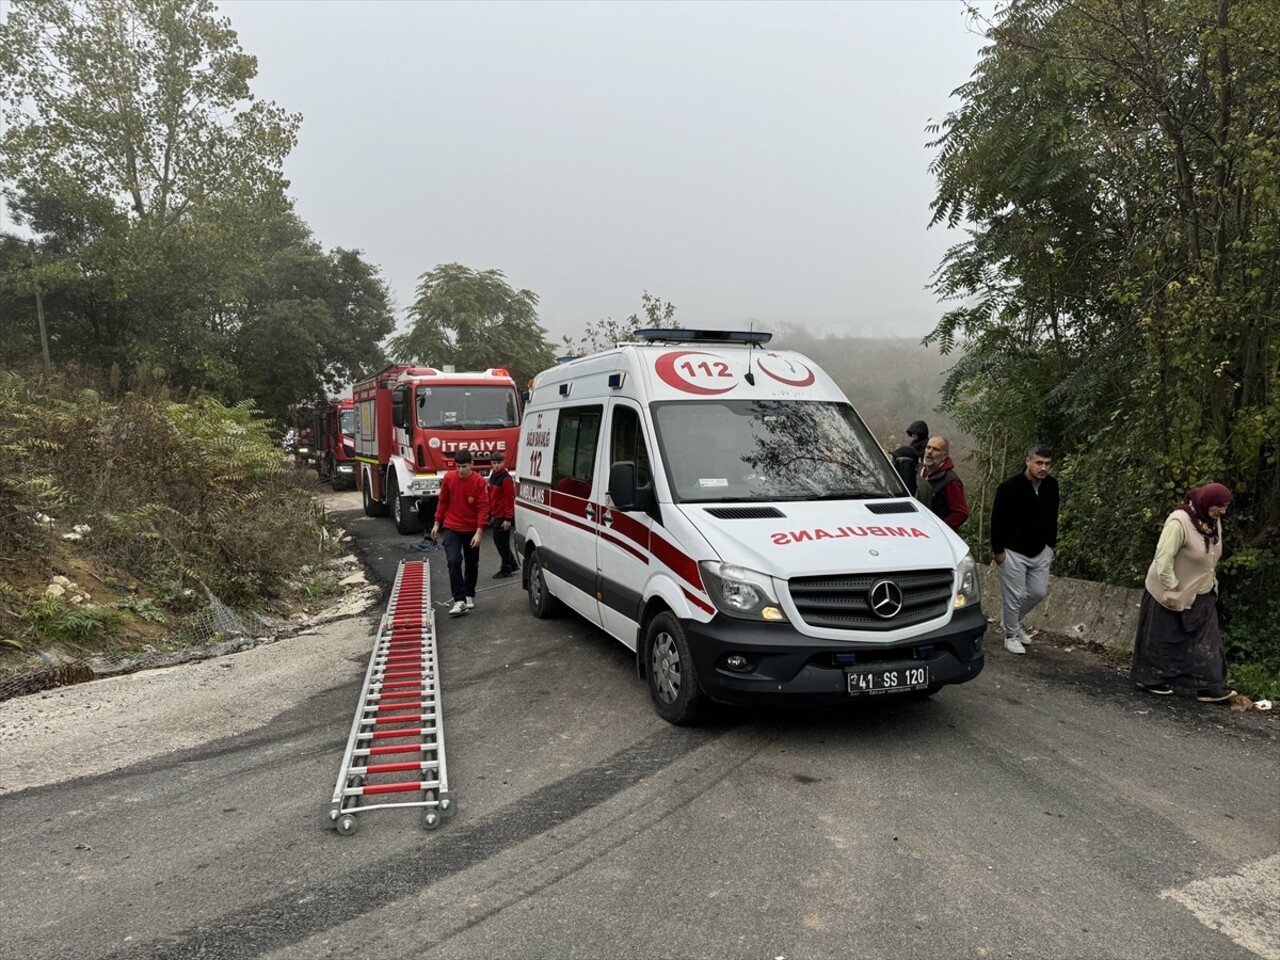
[[1131, 483, 1235, 702]]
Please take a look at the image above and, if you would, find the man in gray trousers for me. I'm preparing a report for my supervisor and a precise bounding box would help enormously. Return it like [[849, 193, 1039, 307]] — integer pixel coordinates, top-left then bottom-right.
[[990, 445, 1060, 654]]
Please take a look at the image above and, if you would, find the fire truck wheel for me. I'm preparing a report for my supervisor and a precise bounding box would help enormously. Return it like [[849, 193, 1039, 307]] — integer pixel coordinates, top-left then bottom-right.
[[644, 612, 708, 725], [526, 549, 563, 619], [362, 471, 388, 517], [390, 476, 423, 535]]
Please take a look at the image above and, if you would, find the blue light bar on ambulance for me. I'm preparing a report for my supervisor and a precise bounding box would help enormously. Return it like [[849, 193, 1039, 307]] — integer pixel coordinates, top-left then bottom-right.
[[608, 373, 625, 389], [633, 329, 773, 345]]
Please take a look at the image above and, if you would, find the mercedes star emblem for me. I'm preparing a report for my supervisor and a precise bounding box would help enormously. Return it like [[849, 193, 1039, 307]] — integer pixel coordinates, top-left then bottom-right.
[[868, 579, 904, 619]]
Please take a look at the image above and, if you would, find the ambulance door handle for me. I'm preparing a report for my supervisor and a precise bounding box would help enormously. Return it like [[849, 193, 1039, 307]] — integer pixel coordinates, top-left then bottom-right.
[[584, 504, 597, 523], [601, 509, 614, 527]]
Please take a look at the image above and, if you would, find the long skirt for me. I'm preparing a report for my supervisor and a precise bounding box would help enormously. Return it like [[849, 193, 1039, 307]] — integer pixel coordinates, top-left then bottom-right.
[[1130, 590, 1227, 690]]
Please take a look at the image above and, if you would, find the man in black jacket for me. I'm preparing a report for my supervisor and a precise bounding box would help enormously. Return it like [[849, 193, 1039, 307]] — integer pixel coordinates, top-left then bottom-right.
[[891, 420, 929, 492], [990, 445, 1059, 655]]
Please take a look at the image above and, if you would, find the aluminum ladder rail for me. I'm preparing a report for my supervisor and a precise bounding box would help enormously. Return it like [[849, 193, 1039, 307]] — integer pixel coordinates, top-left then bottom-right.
[[325, 559, 455, 835]]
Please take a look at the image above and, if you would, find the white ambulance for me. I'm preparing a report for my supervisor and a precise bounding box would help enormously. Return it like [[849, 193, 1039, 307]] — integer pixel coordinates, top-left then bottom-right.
[[514, 329, 985, 723]]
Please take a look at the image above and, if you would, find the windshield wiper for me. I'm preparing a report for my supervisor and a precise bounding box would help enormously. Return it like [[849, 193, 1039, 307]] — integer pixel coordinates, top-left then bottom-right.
[[809, 491, 887, 500]]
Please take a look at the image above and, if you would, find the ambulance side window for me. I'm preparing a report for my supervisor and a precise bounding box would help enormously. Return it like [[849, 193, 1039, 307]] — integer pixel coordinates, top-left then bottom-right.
[[609, 406, 652, 491], [551, 406, 602, 499]]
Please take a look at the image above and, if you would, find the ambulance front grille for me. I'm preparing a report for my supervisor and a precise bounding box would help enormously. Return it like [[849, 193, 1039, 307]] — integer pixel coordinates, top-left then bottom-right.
[[787, 568, 953, 632]]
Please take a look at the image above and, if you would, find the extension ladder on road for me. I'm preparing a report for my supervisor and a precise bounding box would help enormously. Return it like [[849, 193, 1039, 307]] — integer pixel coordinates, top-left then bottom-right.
[[325, 559, 455, 835]]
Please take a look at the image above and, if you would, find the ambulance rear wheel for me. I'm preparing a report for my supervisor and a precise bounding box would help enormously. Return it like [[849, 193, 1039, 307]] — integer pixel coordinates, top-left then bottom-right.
[[526, 550, 562, 619], [645, 612, 707, 725]]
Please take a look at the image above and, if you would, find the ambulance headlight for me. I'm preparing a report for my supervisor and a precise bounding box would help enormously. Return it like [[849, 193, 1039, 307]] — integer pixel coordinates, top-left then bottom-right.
[[955, 553, 981, 609], [699, 562, 786, 622]]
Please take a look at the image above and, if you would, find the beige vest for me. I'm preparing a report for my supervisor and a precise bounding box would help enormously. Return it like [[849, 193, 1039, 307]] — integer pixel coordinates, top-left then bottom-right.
[[1144, 510, 1222, 611]]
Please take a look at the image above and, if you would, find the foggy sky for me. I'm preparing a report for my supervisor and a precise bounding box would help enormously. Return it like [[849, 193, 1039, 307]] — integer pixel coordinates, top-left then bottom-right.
[[220, 0, 987, 344]]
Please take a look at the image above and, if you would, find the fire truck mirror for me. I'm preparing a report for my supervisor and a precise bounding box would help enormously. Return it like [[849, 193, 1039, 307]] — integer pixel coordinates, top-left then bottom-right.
[[391, 386, 409, 430]]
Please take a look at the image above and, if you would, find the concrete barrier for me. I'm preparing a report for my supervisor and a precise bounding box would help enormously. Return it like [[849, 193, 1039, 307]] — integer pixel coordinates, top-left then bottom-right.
[[978, 563, 1142, 652]]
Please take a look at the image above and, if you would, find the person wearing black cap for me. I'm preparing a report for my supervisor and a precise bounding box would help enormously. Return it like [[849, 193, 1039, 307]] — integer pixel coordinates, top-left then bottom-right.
[[891, 420, 929, 492], [431, 450, 489, 617]]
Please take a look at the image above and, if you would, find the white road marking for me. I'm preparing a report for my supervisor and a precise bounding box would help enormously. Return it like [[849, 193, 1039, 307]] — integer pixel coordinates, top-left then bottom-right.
[[1162, 853, 1280, 960]]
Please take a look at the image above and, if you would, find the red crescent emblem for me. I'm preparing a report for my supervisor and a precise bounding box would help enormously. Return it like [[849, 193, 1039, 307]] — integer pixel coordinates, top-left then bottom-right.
[[654, 351, 736, 395], [756, 354, 816, 388]]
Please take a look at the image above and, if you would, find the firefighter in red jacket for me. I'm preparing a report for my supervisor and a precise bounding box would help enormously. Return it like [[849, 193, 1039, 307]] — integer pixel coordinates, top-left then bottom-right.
[[431, 449, 490, 617], [487, 451, 518, 578]]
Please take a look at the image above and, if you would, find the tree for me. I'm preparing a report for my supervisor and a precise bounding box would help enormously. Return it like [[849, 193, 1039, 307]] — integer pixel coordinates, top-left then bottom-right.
[[0, 0, 300, 383], [388, 263, 558, 389], [562, 292, 679, 356], [228, 217, 395, 421], [927, 0, 1279, 670]]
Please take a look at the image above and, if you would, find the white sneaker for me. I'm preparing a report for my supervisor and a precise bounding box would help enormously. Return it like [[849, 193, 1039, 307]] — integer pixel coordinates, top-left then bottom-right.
[[1017, 625, 1034, 645], [448, 600, 466, 617], [464, 596, 475, 611], [1004, 636, 1027, 655]]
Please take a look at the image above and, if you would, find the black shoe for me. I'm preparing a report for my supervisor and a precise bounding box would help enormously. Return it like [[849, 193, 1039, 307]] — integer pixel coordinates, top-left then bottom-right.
[[1137, 682, 1173, 696], [492, 569, 513, 579], [1196, 687, 1236, 703]]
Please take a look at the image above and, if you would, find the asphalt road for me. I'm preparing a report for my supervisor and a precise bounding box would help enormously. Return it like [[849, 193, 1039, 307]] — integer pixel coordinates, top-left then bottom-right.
[[1, 489, 1277, 960]]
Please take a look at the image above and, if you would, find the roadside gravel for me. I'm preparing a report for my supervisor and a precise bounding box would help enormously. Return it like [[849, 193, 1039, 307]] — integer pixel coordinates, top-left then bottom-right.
[[0, 590, 381, 795]]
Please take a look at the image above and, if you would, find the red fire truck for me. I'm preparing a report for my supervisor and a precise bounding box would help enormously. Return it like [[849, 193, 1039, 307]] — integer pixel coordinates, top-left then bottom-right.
[[317, 398, 357, 490], [353, 364, 522, 534], [288, 401, 324, 470]]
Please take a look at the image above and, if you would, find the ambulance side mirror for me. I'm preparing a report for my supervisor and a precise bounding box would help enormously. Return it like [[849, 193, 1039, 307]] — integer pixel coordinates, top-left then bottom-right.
[[608, 461, 654, 513]]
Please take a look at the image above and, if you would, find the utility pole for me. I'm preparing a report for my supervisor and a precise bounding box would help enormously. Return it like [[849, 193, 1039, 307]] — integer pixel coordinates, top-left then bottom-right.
[[29, 241, 51, 370]]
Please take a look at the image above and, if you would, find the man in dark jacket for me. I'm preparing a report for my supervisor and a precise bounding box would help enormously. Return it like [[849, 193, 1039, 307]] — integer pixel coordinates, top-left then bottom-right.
[[891, 420, 929, 492], [990, 444, 1059, 655], [487, 451, 517, 578], [915, 436, 969, 532]]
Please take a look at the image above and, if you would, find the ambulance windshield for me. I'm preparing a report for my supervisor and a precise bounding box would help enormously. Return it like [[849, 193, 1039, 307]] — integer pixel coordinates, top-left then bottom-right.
[[651, 399, 902, 503], [416, 385, 520, 430]]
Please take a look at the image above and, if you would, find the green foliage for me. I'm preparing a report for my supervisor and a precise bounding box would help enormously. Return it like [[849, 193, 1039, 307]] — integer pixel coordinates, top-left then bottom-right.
[[0, 370, 338, 612], [927, 0, 1280, 667], [1228, 661, 1280, 703], [389, 263, 558, 389], [112, 596, 166, 623], [562, 292, 680, 356], [22, 594, 126, 646], [298, 571, 341, 600], [0, 1, 394, 422]]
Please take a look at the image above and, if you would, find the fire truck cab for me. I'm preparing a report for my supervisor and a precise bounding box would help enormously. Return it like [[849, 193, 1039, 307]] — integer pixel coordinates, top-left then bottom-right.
[[319, 398, 357, 490], [353, 364, 521, 534]]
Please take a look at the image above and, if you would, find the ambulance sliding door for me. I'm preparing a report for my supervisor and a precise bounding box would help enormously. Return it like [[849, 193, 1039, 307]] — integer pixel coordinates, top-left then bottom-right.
[[547, 405, 604, 626], [597, 401, 656, 648]]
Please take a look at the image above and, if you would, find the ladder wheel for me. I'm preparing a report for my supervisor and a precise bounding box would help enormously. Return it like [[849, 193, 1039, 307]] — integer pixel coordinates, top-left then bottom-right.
[[336, 814, 359, 836], [422, 810, 441, 831]]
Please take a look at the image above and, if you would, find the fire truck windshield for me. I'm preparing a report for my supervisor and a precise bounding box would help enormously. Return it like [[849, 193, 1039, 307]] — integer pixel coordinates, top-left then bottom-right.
[[415, 385, 519, 430], [339, 410, 355, 436]]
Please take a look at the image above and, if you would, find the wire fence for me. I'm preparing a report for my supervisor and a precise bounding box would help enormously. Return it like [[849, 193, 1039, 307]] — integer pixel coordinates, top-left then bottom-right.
[[0, 581, 374, 703]]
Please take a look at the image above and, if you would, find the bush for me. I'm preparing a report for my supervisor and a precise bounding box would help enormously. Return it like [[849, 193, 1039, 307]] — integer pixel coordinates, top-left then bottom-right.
[[0, 367, 340, 646]]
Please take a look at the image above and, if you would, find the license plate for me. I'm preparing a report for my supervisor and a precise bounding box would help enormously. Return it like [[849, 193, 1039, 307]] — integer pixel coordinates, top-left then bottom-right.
[[846, 665, 930, 695]]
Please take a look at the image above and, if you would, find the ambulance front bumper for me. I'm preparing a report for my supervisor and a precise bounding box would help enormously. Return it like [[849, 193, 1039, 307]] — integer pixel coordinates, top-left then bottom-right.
[[681, 605, 987, 705]]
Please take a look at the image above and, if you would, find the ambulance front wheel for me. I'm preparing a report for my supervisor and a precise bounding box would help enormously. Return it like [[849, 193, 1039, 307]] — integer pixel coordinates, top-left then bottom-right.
[[645, 612, 707, 725]]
